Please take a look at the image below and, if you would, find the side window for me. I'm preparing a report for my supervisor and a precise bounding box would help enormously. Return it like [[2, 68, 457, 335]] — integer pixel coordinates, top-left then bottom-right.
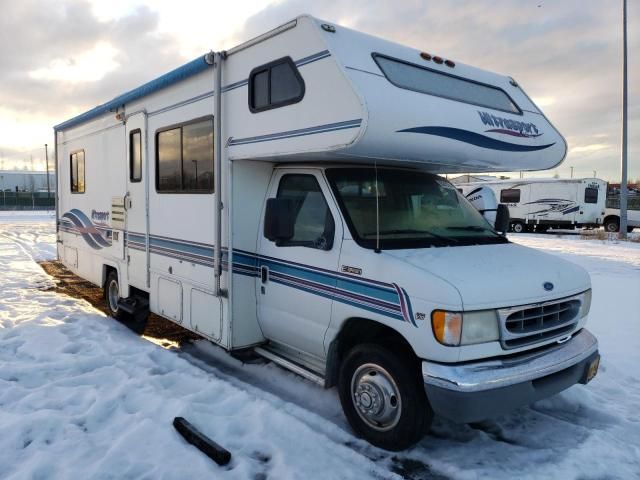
[[156, 117, 214, 193], [130, 129, 142, 182], [249, 57, 305, 113], [70, 150, 85, 193], [276, 174, 334, 250], [584, 187, 598, 204], [500, 188, 520, 203]]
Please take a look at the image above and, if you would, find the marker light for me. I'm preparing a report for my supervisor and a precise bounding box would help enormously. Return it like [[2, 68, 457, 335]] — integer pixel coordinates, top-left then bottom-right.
[[579, 289, 592, 318], [420, 52, 432, 61], [432, 310, 462, 346], [433, 56, 444, 64], [444, 59, 455, 68]]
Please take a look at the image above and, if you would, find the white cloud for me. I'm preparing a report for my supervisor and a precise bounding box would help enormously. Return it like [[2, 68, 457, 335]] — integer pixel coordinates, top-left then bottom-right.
[[29, 42, 120, 83]]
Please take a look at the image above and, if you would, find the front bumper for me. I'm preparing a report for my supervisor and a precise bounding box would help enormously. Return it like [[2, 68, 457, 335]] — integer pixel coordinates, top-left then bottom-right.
[[422, 328, 599, 423]]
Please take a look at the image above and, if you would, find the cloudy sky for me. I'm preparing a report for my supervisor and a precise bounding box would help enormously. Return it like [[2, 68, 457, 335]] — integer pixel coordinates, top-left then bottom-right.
[[1, 0, 637, 181]]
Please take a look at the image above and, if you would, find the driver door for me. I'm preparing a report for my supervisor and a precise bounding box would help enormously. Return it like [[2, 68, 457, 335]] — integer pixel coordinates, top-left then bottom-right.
[[256, 170, 342, 359]]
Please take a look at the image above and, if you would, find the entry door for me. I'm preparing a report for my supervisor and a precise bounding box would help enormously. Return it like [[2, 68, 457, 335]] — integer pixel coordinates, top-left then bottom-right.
[[257, 170, 342, 359], [125, 113, 148, 290]]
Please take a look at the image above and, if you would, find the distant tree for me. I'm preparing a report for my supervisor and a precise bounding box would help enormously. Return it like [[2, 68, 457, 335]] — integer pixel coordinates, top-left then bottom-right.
[[553, 171, 560, 179]]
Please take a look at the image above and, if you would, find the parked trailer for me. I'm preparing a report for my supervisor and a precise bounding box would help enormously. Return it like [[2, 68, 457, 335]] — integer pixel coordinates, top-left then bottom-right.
[[54, 15, 599, 451], [458, 178, 607, 233]]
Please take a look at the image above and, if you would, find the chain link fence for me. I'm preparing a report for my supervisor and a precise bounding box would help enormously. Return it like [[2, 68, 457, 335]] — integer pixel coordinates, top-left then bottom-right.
[[0, 191, 55, 210]]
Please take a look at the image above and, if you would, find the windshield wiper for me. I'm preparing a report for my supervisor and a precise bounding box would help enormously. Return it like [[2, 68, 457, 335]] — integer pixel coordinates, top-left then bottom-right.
[[363, 228, 459, 243], [447, 226, 500, 236]]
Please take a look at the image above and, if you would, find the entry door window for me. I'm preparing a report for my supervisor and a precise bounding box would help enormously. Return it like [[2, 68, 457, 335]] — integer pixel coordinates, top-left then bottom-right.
[[276, 174, 335, 250], [130, 129, 142, 182]]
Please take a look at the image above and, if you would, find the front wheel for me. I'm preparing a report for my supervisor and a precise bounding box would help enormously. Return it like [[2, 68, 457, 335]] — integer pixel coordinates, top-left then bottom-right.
[[338, 344, 433, 451]]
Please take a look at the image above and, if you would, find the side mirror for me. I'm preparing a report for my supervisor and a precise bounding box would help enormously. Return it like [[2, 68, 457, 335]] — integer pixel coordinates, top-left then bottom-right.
[[264, 198, 295, 243], [495, 204, 510, 234]]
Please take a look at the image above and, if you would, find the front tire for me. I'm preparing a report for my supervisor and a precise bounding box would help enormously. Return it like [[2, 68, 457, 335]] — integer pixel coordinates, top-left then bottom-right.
[[338, 344, 432, 451]]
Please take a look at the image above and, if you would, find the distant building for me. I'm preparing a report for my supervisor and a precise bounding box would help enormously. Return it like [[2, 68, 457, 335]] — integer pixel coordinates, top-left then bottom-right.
[[0, 170, 56, 193]]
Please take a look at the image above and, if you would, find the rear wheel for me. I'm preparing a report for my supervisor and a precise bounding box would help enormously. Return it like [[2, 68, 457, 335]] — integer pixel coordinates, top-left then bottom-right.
[[104, 270, 148, 334], [604, 219, 619, 233], [105, 270, 123, 319], [511, 221, 524, 233], [338, 344, 432, 451]]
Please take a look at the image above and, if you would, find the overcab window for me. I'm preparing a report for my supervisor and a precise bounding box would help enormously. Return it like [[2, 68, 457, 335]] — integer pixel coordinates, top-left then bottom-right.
[[249, 57, 305, 113], [70, 150, 85, 193], [156, 117, 214, 193]]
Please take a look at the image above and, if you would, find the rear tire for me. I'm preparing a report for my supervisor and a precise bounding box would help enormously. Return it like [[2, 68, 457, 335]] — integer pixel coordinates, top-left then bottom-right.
[[511, 221, 524, 233], [103, 270, 148, 334], [604, 219, 619, 233], [338, 344, 432, 451], [104, 270, 124, 319]]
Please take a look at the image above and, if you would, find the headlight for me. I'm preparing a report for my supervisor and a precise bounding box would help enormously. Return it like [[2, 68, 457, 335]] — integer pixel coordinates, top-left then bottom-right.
[[461, 310, 500, 345], [579, 289, 592, 318], [432, 309, 499, 346]]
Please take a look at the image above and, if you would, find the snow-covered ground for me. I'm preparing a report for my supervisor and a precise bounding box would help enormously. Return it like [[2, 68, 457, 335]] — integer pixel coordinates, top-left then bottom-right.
[[0, 214, 639, 479]]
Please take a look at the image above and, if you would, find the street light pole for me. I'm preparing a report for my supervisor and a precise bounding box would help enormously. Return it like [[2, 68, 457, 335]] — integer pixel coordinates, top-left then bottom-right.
[[619, 0, 629, 238], [45, 144, 51, 200]]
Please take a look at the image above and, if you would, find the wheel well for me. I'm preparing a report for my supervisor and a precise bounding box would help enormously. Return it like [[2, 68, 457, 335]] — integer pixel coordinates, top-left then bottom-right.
[[603, 215, 619, 224], [325, 318, 418, 388], [102, 265, 116, 288]]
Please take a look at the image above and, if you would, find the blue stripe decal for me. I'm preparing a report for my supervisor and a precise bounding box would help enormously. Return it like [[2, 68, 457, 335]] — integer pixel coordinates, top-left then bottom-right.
[[397, 126, 556, 152], [60, 209, 112, 250], [562, 206, 580, 215], [229, 119, 362, 146], [61, 213, 415, 325]]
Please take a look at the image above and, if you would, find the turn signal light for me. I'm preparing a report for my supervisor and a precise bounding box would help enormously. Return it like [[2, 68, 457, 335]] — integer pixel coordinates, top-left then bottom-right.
[[431, 310, 462, 346]]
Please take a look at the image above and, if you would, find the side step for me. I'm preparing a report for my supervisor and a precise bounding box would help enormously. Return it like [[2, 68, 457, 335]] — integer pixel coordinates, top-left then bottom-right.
[[254, 347, 325, 386], [117, 296, 149, 315]]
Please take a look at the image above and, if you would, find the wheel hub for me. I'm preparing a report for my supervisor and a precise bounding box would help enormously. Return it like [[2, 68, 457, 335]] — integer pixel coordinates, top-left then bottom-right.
[[351, 364, 401, 432], [108, 279, 119, 313]]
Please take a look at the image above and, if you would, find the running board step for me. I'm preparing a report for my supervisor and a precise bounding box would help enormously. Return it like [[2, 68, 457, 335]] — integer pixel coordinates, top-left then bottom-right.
[[117, 296, 149, 315], [254, 347, 325, 386]]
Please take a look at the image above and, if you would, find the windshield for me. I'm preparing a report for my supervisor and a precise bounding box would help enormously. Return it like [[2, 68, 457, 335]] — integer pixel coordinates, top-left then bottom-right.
[[326, 168, 508, 249]]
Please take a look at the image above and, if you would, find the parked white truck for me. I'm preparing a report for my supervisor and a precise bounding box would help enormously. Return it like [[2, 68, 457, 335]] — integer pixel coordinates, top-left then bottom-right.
[[54, 15, 600, 450], [603, 196, 639, 233], [458, 178, 608, 233]]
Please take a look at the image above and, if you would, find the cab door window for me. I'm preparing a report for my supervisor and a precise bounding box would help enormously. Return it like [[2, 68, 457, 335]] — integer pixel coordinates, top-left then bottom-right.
[[276, 174, 334, 250]]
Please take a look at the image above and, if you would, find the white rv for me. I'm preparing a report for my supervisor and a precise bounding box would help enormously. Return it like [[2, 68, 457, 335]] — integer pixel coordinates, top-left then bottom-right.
[[54, 16, 599, 451], [459, 178, 607, 233]]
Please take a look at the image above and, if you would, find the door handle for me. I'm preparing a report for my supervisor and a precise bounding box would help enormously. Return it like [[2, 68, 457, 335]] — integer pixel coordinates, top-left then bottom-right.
[[261, 265, 269, 284]]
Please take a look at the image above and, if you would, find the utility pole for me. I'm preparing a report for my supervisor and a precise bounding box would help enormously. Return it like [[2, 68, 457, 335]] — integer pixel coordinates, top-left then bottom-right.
[[620, 0, 629, 238], [570, 166, 574, 178], [593, 170, 597, 178], [45, 144, 50, 199]]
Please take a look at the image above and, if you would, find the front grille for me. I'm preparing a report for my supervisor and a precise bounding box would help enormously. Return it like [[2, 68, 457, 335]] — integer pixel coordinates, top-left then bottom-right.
[[500, 298, 581, 349]]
